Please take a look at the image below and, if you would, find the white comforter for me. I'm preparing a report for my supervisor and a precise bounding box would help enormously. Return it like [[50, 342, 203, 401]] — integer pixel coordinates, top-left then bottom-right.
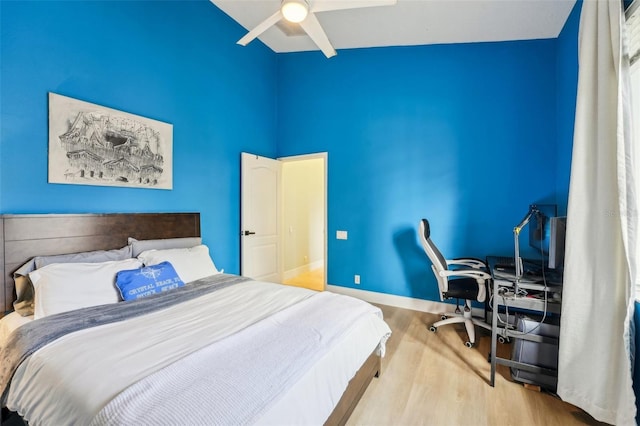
[[4, 280, 391, 425]]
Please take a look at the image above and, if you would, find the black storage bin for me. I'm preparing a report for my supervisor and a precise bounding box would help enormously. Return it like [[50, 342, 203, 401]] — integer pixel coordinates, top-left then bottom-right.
[[510, 315, 559, 390]]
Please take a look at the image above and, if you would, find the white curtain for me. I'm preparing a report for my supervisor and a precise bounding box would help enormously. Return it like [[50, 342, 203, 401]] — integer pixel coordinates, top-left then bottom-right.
[[557, 0, 639, 424]]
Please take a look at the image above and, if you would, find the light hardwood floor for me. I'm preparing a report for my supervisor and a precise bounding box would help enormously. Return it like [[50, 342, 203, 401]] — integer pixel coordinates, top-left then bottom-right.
[[283, 268, 324, 291], [347, 304, 606, 426]]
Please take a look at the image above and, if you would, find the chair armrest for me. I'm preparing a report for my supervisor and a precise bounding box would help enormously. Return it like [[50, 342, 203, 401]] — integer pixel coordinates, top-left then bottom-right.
[[439, 269, 490, 302], [446, 258, 486, 269], [439, 269, 491, 281]]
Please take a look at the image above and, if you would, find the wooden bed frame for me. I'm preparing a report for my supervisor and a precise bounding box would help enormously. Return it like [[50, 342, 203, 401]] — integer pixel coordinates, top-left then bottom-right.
[[0, 212, 379, 426], [0, 213, 201, 314]]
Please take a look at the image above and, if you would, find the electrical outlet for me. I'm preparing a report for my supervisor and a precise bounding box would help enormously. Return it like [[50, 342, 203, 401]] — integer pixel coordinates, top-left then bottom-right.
[[336, 230, 348, 240], [354, 275, 360, 285]]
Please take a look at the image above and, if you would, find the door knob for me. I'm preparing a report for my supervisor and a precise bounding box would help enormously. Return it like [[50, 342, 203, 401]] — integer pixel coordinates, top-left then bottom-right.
[[243, 230, 256, 236]]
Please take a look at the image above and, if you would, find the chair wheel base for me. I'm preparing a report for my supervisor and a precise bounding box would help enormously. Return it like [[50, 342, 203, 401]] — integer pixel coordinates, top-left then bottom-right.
[[440, 314, 448, 320], [429, 326, 437, 333], [465, 341, 474, 348]]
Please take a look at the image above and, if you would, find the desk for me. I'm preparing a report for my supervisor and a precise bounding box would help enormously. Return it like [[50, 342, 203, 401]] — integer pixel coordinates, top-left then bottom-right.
[[487, 256, 562, 387]]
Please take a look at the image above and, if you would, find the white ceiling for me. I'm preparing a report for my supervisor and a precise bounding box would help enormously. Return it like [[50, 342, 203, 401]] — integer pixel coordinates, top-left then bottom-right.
[[210, 0, 577, 55]]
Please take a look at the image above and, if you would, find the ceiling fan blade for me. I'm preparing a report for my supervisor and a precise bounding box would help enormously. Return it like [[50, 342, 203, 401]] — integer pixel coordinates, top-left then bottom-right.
[[299, 12, 337, 58], [237, 10, 283, 46], [310, 0, 397, 13]]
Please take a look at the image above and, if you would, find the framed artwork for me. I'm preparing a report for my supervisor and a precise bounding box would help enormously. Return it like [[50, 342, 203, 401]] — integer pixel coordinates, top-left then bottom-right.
[[48, 93, 173, 190]]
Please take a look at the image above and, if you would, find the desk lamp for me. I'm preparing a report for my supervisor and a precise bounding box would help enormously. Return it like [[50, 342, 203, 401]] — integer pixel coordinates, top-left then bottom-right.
[[513, 205, 541, 293]]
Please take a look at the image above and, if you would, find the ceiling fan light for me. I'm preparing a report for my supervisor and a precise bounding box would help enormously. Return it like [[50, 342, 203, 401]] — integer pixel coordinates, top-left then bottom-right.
[[281, 0, 308, 23]]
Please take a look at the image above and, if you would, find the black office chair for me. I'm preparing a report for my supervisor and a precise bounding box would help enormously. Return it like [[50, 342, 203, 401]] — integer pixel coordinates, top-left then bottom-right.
[[419, 219, 491, 348]]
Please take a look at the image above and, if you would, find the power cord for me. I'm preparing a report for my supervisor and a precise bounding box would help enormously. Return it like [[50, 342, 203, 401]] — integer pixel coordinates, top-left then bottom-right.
[[489, 254, 550, 338]]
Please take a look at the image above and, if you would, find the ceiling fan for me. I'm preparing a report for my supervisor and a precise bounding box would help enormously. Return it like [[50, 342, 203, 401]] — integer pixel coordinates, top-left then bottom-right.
[[237, 0, 397, 58]]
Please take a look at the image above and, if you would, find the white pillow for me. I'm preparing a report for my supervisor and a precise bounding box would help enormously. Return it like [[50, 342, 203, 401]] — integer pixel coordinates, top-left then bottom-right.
[[29, 258, 143, 320], [137, 245, 219, 283]]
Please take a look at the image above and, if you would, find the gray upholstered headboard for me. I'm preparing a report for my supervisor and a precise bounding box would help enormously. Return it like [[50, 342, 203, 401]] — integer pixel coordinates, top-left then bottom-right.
[[0, 213, 200, 314]]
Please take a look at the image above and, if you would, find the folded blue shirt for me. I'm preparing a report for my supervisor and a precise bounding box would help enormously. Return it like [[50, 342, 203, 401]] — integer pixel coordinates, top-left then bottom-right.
[[116, 261, 185, 301]]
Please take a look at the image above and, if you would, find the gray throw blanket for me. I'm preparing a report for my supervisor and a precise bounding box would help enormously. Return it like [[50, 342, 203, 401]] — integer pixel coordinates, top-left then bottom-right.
[[0, 273, 250, 404]]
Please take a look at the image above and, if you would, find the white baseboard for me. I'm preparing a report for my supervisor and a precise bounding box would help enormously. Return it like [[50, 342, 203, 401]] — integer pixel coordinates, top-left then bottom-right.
[[283, 260, 324, 281], [325, 284, 485, 317]]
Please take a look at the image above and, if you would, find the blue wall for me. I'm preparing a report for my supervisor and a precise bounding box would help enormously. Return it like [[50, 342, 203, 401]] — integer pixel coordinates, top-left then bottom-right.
[[0, 0, 278, 274], [277, 42, 559, 300], [1, 0, 578, 304]]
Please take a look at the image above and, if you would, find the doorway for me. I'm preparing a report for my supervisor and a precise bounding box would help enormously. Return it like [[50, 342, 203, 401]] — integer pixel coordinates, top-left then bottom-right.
[[240, 152, 327, 291], [280, 153, 326, 291]]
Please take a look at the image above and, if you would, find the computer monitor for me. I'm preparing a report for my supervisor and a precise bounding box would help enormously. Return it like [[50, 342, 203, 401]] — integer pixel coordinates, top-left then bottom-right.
[[548, 216, 567, 270], [528, 204, 557, 255]]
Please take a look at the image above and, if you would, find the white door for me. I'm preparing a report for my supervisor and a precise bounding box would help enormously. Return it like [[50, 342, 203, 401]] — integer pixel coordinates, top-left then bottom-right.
[[240, 152, 282, 282]]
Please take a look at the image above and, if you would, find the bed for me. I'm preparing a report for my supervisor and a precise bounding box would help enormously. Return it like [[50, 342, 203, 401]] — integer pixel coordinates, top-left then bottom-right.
[[0, 213, 391, 425]]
